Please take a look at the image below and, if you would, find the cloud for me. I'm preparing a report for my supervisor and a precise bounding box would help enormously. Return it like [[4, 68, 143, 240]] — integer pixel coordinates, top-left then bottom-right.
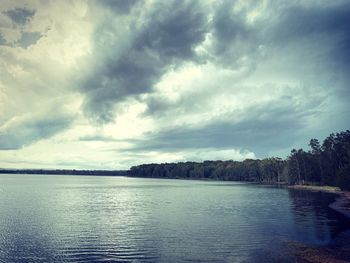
[[0, 112, 74, 150], [78, 0, 350, 127], [3, 7, 35, 25], [17, 31, 42, 48], [0, 33, 6, 44], [268, 1, 350, 81], [270, 2, 350, 43], [97, 0, 141, 14], [0, 0, 90, 151], [124, 92, 325, 157], [209, 0, 263, 68], [78, 134, 119, 142], [1, 6, 41, 47], [80, 0, 209, 123], [0, 0, 349, 169], [0, 31, 42, 48]]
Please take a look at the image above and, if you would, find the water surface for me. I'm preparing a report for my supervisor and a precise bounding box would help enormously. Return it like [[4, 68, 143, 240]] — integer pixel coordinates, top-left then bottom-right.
[[0, 174, 349, 262]]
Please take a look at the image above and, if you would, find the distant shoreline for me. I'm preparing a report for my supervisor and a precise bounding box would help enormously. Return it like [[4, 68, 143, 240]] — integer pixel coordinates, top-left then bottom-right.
[[0, 169, 127, 176]]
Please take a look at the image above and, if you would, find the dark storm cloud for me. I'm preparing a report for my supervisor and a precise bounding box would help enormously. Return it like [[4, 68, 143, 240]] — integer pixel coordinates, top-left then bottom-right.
[[146, 0, 350, 117], [0, 114, 73, 150], [125, 96, 324, 157], [81, 1, 208, 123], [271, 2, 350, 44], [137, 1, 208, 60], [211, 1, 260, 67], [81, 0, 267, 123], [212, 1, 350, 71], [4, 8, 35, 25], [79, 0, 350, 153], [269, 1, 350, 98], [271, 2, 350, 67], [98, 0, 141, 14]]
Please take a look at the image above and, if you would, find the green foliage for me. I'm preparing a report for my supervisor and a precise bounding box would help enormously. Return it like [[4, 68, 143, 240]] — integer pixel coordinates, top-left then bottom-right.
[[335, 165, 350, 190], [128, 130, 350, 189]]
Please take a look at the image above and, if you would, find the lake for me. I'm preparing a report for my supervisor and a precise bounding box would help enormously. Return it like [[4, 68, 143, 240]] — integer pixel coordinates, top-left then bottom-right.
[[0, 174, 349, 262]]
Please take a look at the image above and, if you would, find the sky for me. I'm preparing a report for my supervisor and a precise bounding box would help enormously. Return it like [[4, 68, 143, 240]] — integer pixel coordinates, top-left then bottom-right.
[[0, 0, 349, 170]]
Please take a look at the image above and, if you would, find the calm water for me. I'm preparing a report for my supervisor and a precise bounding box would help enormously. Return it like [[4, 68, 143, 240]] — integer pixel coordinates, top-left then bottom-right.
[[0, 174, 349, 263]]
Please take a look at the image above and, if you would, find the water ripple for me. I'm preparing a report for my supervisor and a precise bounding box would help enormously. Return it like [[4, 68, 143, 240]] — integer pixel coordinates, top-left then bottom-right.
[[0, 175, 349, 262]]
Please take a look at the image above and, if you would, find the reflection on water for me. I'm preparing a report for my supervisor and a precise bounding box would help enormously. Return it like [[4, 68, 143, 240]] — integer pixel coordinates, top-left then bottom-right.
[[287, 189, 350, 245], [0, 175, 349, 262]]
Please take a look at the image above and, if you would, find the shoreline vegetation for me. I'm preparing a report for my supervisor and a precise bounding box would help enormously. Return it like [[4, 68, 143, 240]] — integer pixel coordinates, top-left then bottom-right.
[[128, 131, 350, 192], [1, 130, 349, 190]]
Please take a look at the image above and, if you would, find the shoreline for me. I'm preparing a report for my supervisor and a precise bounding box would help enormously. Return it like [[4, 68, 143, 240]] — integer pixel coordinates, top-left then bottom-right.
[[288, 185, 350, 219], [287, 185, 350, 262]]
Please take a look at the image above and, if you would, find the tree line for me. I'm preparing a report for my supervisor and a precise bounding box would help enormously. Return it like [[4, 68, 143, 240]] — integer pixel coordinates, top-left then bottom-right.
[[128, 130, 350, 190]]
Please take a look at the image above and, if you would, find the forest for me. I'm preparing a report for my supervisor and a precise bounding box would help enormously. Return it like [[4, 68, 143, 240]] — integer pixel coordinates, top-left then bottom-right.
[[128, 130, 350, 190]]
